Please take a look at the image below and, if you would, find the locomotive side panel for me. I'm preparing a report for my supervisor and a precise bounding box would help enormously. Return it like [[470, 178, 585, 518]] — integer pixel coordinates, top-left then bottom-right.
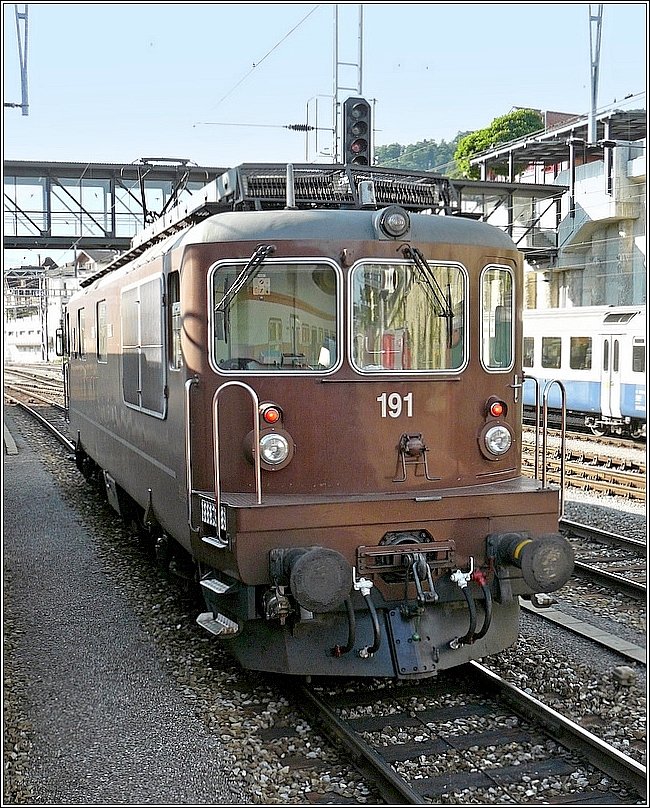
[[68, 252, 193, 551]]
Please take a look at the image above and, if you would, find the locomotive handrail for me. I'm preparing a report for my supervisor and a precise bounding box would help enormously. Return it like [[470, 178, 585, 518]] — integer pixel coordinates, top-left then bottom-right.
[[522, 374, 541, 479], [213, 381, 262, 531], [542, 379, 567, 517], [185, 376, 200, 531], [62, 359, 70, 423]]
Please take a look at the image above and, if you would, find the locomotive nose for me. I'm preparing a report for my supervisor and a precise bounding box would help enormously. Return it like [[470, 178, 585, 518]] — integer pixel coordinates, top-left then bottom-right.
[[490, 532, 574, 592]]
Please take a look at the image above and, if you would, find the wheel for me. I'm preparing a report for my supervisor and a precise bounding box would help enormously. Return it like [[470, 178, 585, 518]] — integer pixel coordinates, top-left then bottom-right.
[[629, 424, 645, 441]]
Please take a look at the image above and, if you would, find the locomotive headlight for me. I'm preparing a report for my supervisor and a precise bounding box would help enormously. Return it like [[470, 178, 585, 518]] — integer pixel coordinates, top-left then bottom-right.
[[244, 427, 295, 471], [374, 205, 410, 239], [484, 424, 512, 456], [260, 433, 290, 465]]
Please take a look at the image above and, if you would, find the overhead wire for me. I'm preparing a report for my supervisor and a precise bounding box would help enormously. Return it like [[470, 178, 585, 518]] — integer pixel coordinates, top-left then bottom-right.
[[208, 5, 321, 111]]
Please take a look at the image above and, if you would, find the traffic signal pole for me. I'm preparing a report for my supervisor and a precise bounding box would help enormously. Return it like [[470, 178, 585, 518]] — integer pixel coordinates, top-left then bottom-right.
[[333, 4, 364, 161]]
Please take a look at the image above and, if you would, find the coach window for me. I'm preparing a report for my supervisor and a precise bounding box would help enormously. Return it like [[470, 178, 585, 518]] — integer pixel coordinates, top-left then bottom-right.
[[523, 337, 534, 368], [569, 337, 591, 370], [480, 266, 513, 371], [632, 339, 645, 373], [168, 271, 183, 370], [351, 261, 467, 372], [96, 300, 108, 363], [541, 337, 562, 369], [121, 276, 166, 417], [211, 260, 339, 372]]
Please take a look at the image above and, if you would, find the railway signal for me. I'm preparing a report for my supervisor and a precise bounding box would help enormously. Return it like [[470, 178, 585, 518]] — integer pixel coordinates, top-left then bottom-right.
[[342, 97, 372, 165]]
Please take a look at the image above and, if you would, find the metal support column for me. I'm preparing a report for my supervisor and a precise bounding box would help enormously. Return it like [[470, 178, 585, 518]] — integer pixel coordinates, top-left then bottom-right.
[[588, 5, 603, 143], [333, 4, 363, 161]]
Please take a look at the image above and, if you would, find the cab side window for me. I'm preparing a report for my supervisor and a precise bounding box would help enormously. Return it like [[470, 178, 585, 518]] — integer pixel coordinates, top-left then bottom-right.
[[168, 271, 183, 370], [121, 276, 166, 417], [481, 266, 513, 371], [78, 307, 86, 360]]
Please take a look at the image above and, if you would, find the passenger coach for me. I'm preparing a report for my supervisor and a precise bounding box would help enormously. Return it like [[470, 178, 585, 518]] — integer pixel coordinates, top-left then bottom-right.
[[523, 305, 646, 439]]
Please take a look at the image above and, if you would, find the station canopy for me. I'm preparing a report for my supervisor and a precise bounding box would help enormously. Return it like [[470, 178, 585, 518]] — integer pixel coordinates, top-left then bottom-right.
[[470, 108, 646, 169]]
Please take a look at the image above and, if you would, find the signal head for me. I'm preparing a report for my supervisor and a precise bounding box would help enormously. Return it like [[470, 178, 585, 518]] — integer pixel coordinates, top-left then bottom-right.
[[343, 97, 372, 166]]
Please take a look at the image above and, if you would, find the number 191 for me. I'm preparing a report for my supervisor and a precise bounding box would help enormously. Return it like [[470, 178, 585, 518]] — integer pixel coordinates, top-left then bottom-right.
[[376, 392, 413, 418]]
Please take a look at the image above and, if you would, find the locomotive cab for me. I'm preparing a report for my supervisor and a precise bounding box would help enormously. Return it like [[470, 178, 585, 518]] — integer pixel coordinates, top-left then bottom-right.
[[66, 164, 574, 680]]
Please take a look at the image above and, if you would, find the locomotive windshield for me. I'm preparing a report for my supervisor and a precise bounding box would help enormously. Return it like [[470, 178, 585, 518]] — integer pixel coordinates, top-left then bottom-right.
[[351, 261, 467, 372], [211, 260, 338, 371]]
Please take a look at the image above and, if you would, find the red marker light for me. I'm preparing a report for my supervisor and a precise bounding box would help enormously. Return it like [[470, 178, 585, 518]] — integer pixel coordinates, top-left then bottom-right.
[[262, 406, 281, 425], [489, 401, 505, 418]]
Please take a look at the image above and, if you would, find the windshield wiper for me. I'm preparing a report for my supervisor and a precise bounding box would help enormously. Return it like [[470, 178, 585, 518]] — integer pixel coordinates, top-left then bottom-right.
[[215, 243, 276, 314], [401, 245, 454, 320]]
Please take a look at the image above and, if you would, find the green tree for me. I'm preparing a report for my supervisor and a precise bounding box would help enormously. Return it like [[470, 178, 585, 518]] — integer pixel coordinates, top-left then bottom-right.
[[375, 134, 466, 174], [454, 108, 544, 179]]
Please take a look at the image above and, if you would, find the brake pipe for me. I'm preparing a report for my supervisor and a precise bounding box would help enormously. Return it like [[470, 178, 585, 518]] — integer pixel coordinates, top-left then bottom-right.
[[332, 597, 356, 657], [471, 569, 493, 641], [354, 571, 382, 658], [450, 563, 477, 648]]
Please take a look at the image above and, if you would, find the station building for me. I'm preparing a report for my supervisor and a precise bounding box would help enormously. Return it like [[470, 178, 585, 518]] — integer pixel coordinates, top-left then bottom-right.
[[3, 250, 117, 363], [469, 105, 646, 310]]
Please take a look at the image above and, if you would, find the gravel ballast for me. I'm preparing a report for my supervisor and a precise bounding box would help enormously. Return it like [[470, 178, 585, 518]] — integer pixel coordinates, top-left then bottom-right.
[[3, 405, 646, 804]]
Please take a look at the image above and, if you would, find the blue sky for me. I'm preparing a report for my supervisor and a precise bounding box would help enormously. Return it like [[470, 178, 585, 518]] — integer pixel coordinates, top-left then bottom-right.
[[3, 2, 647, 169]]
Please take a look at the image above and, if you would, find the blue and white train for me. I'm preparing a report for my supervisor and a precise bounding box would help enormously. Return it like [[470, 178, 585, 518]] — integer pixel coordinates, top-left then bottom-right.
[[522, 305, 646, 440]]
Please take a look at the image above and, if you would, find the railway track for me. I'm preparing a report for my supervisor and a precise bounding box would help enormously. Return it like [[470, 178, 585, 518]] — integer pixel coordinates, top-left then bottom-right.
[[522, 447, 646, 501], [560, 519, 646, 599], [5, 391, 646, 804], [295, 664, 645, 804], [4, 365, 66, 392], [4, 392, 72, 451]]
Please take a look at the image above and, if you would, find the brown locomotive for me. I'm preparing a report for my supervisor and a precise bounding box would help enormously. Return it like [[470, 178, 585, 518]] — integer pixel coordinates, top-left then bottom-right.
[[66, 164, 573, 679]]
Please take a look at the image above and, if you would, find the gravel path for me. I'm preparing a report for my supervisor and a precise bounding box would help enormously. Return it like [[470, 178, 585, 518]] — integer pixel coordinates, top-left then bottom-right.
[[3, 406, 249, 805]]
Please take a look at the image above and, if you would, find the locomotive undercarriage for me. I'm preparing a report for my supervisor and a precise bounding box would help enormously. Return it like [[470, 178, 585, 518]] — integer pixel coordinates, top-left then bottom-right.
[[199, 578, 521, 678], [194, 482, 574, 679]]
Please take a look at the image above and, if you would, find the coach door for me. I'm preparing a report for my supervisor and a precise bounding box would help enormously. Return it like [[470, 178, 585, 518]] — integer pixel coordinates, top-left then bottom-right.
[[600, 334, 622, 419]]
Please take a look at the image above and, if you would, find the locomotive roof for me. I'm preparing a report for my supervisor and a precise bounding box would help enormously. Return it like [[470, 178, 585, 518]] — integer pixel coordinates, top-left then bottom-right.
[[180, 207, 518, 251], [76, 207, 518, 294], [80, 163, 520, 289]]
